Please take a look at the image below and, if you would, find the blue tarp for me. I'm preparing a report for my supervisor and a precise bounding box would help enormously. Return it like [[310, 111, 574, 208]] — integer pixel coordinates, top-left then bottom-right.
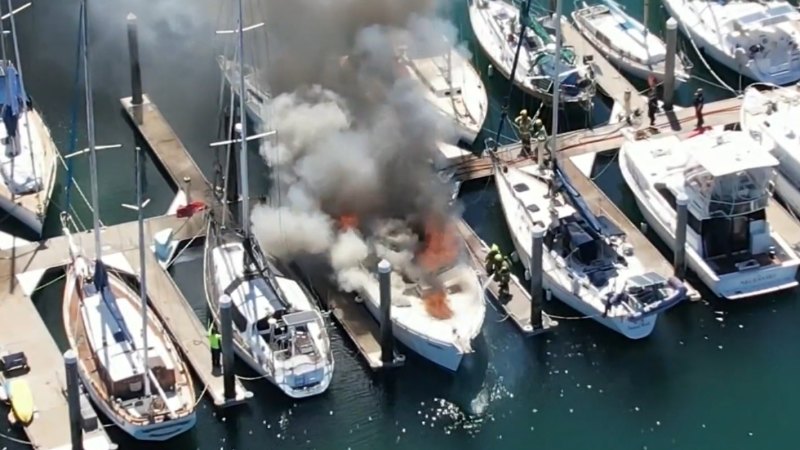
[[0, 65, 26, 138]]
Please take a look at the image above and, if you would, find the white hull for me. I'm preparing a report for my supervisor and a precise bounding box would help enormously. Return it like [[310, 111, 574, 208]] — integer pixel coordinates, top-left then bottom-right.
[[360, 292, 465, 371], [493, 167, 658, 339], [619, 149, 799, 299], [0, 192, 42, 234], [662, 0, 800, 85]]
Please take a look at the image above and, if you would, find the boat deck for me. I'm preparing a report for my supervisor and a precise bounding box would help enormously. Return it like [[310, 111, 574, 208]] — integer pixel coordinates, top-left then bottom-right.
[[559, 157, 702, 300], [455, 219, 558, 334], [767, 199, 800, 255]]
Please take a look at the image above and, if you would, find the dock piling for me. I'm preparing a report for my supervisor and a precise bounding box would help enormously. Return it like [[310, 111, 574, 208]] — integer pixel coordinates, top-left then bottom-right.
[[64, 350, 83, 450], [377, 259, 394, 365], [126, 13, 143, 124], [219, 295, 236, 401], [663, 18, 678, 110], [674, 192, 688, 280], [529, 227, 545, 330]]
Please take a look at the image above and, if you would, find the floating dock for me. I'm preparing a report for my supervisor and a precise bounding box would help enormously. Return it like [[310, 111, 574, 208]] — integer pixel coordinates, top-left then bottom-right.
[[456, 219, 557, 334]]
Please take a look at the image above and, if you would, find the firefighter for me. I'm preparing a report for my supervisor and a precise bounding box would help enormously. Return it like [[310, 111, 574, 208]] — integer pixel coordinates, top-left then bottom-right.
[[514, 109, 533, 157], [647, 92, 659, 127], [485, 244, 501, 271], [209, 326, 222, 370], [495, 260, 511, 297], [693, 88, 705, 129], [487, 252, 504, 276]]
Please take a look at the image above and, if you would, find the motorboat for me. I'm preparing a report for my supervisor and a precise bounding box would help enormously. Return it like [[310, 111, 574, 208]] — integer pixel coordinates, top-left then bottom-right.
[[468, 0, 596, 105], [619, 129, 800, 299], [338, 217, 486, 371], [572, 0, 691, 84], [741, 84, 800, 216], [661, 0, 800, 85]]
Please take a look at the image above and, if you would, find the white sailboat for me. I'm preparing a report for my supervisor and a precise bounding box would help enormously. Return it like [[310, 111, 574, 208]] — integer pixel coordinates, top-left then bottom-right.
[[468, 0, 596, 105], [0, 2, 57, 237], [393, 34, 488, 146], [491, 0, 687, 339], [571, 0, 691, 84], [619, 128, 800, 299], [741, 84, 800, 217], [204, 0, 333, 399], [61, 0, 196, 441], [341, 217, 486, 371], [662, 0, 800, 85]]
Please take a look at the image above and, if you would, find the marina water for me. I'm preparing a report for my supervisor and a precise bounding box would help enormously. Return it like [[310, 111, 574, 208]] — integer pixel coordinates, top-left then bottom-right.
[[3, 1, 798, 449]]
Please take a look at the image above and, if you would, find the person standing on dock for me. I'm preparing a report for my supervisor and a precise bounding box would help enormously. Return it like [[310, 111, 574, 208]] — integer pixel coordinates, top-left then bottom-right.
[[209, 326, 222, 371], [486, 251, 504, 276], [514, 109, 534, 157], [486, 244, 501, 271], [693, 88, 705, 129], [647, 93, 659, 128], [495, 260, 511, 298]]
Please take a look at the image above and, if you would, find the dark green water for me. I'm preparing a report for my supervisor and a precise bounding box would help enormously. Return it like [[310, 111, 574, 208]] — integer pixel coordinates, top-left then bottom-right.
[[2, 1, 799, 449]]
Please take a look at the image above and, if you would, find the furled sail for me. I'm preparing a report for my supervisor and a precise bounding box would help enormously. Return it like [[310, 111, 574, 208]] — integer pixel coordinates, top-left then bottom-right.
[[0, 64, 26, 139]]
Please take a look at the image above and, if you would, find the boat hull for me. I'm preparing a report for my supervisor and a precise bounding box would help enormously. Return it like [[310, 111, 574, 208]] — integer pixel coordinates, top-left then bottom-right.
[[359, 293, 466, 371], [619, 149, 799, 299]]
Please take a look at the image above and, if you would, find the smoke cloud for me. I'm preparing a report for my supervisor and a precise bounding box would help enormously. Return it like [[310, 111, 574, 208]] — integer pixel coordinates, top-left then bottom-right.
[[245, 0, 466, 296]]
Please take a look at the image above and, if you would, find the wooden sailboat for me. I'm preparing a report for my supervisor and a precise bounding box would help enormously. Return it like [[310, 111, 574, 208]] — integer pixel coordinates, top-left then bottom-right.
[[488, 0, 687, 339], [204, 0, 334, 399], [61, 0, 195, 441], [0, 1, 57, 237]]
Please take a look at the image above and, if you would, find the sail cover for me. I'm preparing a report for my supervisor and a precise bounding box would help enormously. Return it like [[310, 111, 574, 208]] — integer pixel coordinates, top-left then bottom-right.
[[0, 64, 26, 139], [94, 259, 135, 344]]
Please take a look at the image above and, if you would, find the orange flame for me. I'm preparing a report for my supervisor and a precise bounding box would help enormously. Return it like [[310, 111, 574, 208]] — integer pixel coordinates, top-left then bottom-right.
[[417, 218, 460, 274], [338, 214, 359, 231], [424, 288, 453, 320]]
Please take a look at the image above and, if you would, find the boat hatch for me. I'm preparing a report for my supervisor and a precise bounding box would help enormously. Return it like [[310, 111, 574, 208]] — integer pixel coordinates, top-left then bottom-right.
[[526, 204, 540, 213], [513, 182, 530, 192], [282, 310, 321, 328]]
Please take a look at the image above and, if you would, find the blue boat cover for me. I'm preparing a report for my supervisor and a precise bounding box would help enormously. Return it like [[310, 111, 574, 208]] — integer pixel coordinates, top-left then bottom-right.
[[0, 65, 26, 138], [93, 260, 135, 345]]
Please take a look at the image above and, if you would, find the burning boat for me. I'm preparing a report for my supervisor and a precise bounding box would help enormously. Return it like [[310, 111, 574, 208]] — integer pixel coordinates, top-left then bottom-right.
[[337, 215, 485, 371]]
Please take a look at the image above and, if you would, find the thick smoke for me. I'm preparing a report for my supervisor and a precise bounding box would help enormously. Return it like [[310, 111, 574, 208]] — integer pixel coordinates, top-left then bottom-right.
[[249, 0, 465, 296]]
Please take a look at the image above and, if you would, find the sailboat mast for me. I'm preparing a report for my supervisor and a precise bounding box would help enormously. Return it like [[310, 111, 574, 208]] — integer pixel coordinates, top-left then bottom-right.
[[236, 0, 250, 237], [81, 0, 102, 259], [135, 145, 151, 397], [549, 0, 563, 165]]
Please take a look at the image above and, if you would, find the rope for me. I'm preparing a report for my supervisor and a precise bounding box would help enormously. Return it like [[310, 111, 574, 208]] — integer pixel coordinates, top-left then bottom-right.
[[590, 148, 619, 181], [546, 312, 602, 320], [0, 430, 31, 445], [676, 7, 738, 95], [235, 373, 271, 381], [193, 383, 210, 408], [161, 225, 205, 269]]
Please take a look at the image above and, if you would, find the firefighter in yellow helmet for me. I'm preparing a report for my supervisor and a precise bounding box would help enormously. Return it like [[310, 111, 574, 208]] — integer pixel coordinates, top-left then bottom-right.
[[485, 244, 501, 272], [495, 260, 511, 297]]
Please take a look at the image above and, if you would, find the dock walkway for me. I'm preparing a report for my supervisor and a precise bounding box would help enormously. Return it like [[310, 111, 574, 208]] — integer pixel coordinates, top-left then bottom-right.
[[456, 220, 557, 334]]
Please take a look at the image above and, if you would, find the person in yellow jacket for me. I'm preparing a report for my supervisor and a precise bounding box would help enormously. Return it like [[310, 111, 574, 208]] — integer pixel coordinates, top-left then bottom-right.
[[208, 326, 222, 370]]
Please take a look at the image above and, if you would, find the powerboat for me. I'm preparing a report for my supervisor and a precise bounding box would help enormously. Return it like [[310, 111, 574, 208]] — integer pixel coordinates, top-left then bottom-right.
[[661, 0, 800, 85], [468, 0, 595, 105], [619, 129, 800, 299], [572, 0, 691, 84], [741, 84, 800, 216]]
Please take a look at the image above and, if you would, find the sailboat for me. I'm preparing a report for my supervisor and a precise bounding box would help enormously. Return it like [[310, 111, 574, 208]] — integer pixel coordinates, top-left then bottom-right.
[[0, 2, 57, 237], [662, 0, 800, 85], [61, 0, 196, 440], [490, 0, 686, 339], [571, 0, 691, 84], [468, 0, 596, 105], [204, 0, 334, 399]]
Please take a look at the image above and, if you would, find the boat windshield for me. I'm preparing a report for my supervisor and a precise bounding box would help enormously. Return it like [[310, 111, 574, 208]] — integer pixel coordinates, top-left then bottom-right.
[[691, 168, 774, 217]]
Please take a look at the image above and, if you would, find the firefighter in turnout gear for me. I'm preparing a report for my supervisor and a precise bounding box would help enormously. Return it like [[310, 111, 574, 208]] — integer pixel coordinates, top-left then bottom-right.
[[487, 252, 504, 276], [514, 109, 534, 157], [495, 260, 511, 298], [485, 244, 501, 272], [209, 326, 222, 370]]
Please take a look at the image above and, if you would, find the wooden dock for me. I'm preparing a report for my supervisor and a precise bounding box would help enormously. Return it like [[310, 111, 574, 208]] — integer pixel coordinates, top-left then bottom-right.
[[455, 219, 558, 334], [562, 20, 646, 114], [559, 158, 702, 300]]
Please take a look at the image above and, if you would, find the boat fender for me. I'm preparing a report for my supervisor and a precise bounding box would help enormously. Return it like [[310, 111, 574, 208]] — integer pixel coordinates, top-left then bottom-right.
[[0, 382, 7, 403]]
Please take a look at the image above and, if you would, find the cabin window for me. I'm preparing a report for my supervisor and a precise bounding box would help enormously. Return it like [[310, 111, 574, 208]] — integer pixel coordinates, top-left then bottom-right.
[[129, 381, 142, 393], [526, 204, 540, 213], [513, 183, 530, 192]]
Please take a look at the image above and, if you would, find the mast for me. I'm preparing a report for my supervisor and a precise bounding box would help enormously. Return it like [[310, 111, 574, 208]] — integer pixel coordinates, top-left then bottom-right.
[[549, 0, 562, 175], [135, 145, 151, 397], [236, 0, 250, 237], [81, 0, 102, 260]]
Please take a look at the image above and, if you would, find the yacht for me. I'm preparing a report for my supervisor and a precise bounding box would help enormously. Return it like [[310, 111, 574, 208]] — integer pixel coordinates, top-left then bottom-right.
[[395, 38, 488, 146], [0, 5, 57, 237], [572, 0, 691, 84], [661, 0, 800, 85], [493, 162, 687, 338], [468, 0, 595, 105], [205, 0, 333, 399], [741, 84, 800, 216], [342, 217, 485, 371], [619, 129, 800, 299]]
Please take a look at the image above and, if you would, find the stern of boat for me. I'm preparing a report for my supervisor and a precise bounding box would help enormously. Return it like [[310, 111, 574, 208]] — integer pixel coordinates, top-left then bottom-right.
[[716, 260, 799, 300]]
